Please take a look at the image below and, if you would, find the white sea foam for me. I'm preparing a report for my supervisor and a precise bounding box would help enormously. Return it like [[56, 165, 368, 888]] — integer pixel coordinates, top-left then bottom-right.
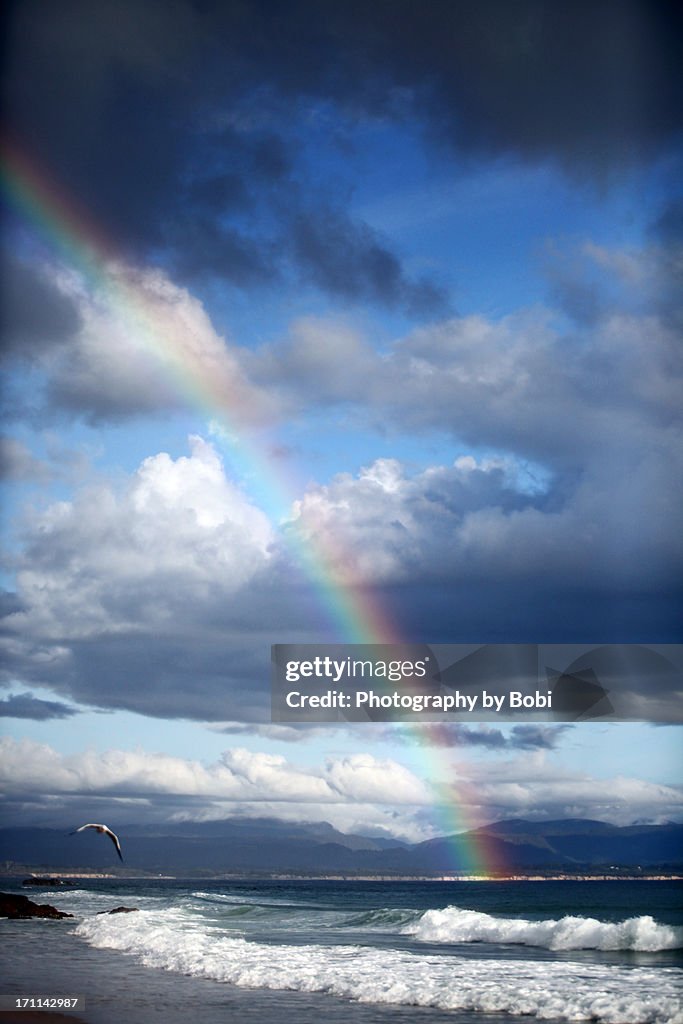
[[404, 906, 683, 951], [76, 909, 683, 1024]]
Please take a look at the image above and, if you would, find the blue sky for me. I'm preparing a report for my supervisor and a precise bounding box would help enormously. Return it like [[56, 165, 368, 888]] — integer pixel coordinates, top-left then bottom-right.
[[1, 0, 681, 846]]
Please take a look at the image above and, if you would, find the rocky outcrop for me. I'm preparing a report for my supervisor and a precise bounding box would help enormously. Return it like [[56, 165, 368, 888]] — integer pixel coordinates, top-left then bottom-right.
[[0, 892, 73, 919], [22, 876, 70, 886], [97, 906, 139, 914]]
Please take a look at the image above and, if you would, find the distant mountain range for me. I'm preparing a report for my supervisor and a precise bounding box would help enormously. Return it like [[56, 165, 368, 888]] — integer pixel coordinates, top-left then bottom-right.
[[1, 817, 681, 876]]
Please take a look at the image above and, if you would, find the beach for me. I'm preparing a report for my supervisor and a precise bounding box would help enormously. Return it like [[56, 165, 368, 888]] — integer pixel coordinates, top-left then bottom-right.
[[1, 907, 483, 1024], [1, 877, 681, 1024]]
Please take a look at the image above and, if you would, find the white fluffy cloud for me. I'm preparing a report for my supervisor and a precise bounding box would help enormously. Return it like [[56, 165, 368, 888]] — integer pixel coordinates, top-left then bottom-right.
[[324, 753, 430, 805], [1, 435, 286, 719], [2, 735, 678, 835], [7, 435, 272, 641], [291, 454, 540, 583], [0, 737, 428, 807], [0, 736, 432, 839], [441, 750, 683, 827]]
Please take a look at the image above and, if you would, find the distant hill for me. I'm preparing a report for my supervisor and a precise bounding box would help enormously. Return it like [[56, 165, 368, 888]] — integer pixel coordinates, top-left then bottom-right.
[[407, 818, 683, 874], [0, 818, 409, 875], [1, 817, 681, 876]]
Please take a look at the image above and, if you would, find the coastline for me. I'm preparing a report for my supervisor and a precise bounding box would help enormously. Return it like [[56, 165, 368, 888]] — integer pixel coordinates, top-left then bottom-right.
[[10, 870, 683, 882]]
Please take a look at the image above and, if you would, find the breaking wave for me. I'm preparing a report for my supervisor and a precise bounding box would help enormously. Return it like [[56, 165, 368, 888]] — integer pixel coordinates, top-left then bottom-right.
[[404, 906, 683, 951], [76, 909, 683, 1024]]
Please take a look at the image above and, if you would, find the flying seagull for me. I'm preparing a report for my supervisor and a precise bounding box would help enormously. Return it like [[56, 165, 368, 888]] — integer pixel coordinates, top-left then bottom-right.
[[70, 823, 123, 861]]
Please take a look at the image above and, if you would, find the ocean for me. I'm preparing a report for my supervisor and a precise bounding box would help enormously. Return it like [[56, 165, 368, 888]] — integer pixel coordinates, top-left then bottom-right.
[[1, 878, 681, 1024]]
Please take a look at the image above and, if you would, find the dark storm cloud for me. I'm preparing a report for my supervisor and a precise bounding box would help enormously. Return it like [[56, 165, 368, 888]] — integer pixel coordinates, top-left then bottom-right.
[[508, 725, 573, 750], [0, 691, 79, 720], [160, 128, 291, 285], [338, 0, 683, 170], [4, 1, 680, 307], [386, 581, 683, 650], [648, 200, 683, 333], [0, 254, 81, 359], [1, 0, 440, 309], [292, 208, 450, 315], [395, 723, 572, 750], [2, 0, 198, 252], [167, 219, 276, 288], [652, 200, 683, 246], [60, 635, 271, 721]]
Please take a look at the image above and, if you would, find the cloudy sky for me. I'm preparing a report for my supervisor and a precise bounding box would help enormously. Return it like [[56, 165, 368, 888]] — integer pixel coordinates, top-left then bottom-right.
[[1, 0, 681, 849]]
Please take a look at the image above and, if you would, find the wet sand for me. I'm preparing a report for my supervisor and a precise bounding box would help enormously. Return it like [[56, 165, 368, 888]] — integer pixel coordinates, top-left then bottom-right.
[[0, 1014, 83, 1023]]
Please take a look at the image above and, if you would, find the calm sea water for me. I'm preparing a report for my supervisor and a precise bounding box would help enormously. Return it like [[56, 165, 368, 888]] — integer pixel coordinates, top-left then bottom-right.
[[1, 878, 681, 1024]]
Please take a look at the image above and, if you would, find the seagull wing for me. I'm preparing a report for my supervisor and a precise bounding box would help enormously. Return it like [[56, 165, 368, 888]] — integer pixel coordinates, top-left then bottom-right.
[[69, 823, 124, 861], [103, 827, 124, 861]]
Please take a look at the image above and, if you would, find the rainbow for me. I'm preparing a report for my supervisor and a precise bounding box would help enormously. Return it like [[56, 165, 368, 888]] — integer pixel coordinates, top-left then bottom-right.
[[1, 138, 504, 877]]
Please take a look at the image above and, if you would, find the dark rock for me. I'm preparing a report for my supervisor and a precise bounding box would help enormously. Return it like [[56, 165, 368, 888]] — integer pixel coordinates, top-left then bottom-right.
[[0, 892, 73, 919], [22, 876, 69, 886], [97, 905, 139, 914]]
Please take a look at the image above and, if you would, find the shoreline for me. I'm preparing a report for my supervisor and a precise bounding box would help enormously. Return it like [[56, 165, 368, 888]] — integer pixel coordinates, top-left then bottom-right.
[[7, 870, 682, 882]]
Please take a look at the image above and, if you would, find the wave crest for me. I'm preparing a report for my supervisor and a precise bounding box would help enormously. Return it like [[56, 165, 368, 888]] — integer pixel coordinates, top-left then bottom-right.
[[404, 907, 683, 951]]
